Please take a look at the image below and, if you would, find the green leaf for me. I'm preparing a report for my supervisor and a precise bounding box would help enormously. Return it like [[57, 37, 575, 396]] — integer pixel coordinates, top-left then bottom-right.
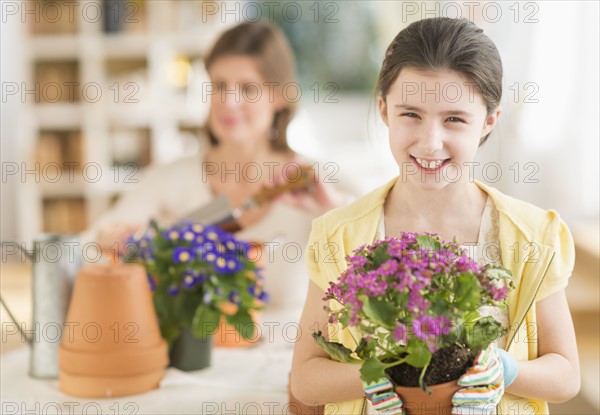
[[191, 306, 220, 339], [371, 244, 389, 268], [360, 356, 388, 384], [464, 316, 505, 354], [404, 339, 432, 368], [313, 332, 361, 364], [159, 322, 180, 347], [184, 293, 205, 321], [454, 273, 481, 311], [361, 296, 395, 329], [355, 337, 376, 360], [416, 235, 441, 251], [463, 311, 481, 323], [225, 310, 256, 340]]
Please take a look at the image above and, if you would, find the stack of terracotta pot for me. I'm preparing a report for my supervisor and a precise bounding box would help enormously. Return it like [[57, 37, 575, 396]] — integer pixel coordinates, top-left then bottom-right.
[[59, 263, 168, 397]]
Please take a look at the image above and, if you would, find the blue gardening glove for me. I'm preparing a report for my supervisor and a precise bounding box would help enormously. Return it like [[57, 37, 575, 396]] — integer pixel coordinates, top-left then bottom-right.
[[497, 348, 518, 387], [451, 346, 505, 415], [362, 377, 405, 415]]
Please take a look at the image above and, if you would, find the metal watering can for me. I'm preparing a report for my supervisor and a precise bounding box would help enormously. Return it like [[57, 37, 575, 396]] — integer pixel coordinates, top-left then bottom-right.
[[1, 234, 82, 378]]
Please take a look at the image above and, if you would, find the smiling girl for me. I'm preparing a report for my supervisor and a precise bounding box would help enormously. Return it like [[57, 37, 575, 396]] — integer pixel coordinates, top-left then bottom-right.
[[291, 17, 579, 415]]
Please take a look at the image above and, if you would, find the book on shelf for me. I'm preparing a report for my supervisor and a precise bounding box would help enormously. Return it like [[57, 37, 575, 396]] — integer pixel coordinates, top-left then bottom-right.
[[43, 197, 87, 233], [29, 0, 79, 35], [37, 130, 83, 168], [34, 60, 80, 103], [103, 0, 147, 34]]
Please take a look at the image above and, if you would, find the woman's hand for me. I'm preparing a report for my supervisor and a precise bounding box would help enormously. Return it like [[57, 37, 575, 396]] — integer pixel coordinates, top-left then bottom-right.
[[270, 159, 345, 215], [97, 223, 142, 259]]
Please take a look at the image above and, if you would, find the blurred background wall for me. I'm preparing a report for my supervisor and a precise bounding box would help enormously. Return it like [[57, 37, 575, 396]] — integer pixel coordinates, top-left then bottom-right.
[[1, 0, 598, 411], [1, 1, 598, 240]]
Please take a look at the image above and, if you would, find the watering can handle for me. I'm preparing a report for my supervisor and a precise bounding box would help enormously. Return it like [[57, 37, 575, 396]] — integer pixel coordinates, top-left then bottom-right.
[[0, 241, 33, 343]]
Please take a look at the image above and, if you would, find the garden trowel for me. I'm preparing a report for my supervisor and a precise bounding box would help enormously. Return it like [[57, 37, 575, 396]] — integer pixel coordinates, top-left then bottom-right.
[[181, 165, 317, 232]]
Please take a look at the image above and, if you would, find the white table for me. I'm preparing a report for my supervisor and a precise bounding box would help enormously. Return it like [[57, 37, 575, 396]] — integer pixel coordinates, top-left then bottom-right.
[[0, 311, 301, 415]]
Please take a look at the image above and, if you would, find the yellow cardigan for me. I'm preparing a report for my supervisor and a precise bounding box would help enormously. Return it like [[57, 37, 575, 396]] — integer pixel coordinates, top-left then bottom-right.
[[306, 177, 575, 415]]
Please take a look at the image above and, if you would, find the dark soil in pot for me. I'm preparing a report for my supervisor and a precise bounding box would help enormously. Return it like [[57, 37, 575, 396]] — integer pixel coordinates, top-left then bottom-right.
[[386, 344, 473, 387]]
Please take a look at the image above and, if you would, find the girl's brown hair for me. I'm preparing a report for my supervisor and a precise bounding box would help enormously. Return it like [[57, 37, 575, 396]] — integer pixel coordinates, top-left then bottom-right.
[[376, 17, 503, 145], [204, 22, 297, 152]]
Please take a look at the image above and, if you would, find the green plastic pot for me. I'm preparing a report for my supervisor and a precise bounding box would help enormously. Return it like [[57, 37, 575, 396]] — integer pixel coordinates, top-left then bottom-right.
[[169, 329, 213, 371]]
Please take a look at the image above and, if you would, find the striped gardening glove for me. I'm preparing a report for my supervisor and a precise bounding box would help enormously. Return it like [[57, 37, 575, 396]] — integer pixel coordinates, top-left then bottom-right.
[[451, 346, 505, 415], [362, 377, 405, 415]]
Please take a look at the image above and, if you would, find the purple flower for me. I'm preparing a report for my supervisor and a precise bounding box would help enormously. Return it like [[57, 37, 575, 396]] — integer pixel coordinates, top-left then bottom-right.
[[249, 285, 269, 303], [146, 273, 156, 291], [434, 315, 452, 337], [214, 256, 229, 273], [393, 322, 408, 343], [408, 291, 430, 314], [173, 247, 194, 264], [455, 255, 481, 274], [490, 285, 509, 301], [377, 260, 398, 277], [167, 284, 179, 296], [425, 337, 440, 353], [228, 290, 241, 305], [412, 315, 437, 342], [164, 229, 181, 241], [182, 270, 204, 289], [224, 258, 243, 274], [182, 274, 197, 288], [322, 233, 512, 361], [347, 255, 367, 269]]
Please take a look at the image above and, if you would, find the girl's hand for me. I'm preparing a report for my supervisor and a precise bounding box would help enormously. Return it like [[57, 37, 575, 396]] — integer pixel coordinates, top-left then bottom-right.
[[451, 346, 506, 415], [363, 377, 405, 415]]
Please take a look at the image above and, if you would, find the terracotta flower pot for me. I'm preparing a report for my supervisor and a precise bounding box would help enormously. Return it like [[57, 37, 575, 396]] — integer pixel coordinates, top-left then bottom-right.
[[213, 312, 261, 348], [395, 380, 461, 415], [59, 263, 168, 397]]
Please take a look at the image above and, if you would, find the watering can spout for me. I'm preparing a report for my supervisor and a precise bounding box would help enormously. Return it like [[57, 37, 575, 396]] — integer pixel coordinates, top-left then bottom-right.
[[0, 297, 33, 344]]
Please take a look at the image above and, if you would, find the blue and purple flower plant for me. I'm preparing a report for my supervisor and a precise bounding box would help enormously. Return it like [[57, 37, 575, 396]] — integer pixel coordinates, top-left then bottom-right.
[[124, 220, 268, 343]]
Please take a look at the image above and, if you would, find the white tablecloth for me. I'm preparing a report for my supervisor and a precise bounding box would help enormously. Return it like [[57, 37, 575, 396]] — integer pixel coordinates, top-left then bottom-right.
[[0, 311, 301, 415]]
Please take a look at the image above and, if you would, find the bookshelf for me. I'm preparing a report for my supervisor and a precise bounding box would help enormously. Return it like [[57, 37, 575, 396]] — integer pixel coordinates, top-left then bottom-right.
[[19, 0, 229, 240]]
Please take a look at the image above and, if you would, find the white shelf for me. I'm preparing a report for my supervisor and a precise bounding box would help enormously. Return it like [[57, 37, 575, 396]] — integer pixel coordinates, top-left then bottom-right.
[[35, 104, 82, 129], [39, 175, 86, 198], [29, 35, 79, 59], [107, 104, 152, 127], [103, 33, 151, 58], [19, 0, 221, 240]]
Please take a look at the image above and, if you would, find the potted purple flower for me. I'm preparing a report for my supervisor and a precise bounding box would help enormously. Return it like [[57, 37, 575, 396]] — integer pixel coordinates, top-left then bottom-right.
[[125, 220, 268, 370], [313, 233, 512, 412]]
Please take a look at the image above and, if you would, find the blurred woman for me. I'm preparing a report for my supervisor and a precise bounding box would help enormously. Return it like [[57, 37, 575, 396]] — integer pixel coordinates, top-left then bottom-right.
[[83, 21, 353, 314]]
